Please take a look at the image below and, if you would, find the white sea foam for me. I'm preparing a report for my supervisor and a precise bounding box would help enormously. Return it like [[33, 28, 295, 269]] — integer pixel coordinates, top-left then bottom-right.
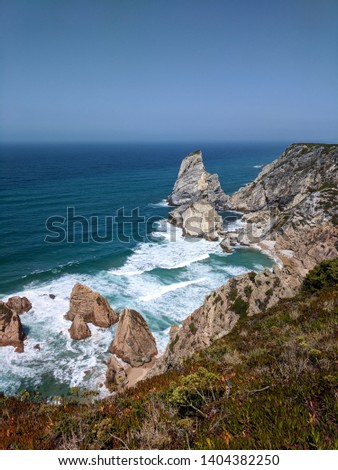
[[148, 199, 172, 208], [140, 278, 206, 302], [223, 265, 250, 277], [109, 224, 222, 275], [225, 217, 245, 231], [253, 164, 264, 168], [110, 270, 144, 276], [153, 328, 171, 354], [253, 263, 265, 271]]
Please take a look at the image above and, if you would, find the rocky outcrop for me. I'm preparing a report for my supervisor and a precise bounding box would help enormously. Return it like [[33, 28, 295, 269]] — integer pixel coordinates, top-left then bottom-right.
[[220, 238, 232, 253], [109, 308, 157, 367], [105, 355, 128, 391], [65, 283, 118, 329], [168, 150, 229, 208], [270, 188, 338, 274], [168, 201, 223, 240], [69, 314, 92, 340], [0, 301, 26, 352], [230, 144, 338, 213], [6, 296, 32, 315]]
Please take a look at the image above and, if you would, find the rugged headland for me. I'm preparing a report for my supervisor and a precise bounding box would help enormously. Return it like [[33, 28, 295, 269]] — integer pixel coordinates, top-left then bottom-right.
[[1, 143, 337, 450]]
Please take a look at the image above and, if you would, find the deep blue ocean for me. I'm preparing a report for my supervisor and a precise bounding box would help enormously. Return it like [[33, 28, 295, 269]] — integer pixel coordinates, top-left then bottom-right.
[[0, 142, 287, 396]]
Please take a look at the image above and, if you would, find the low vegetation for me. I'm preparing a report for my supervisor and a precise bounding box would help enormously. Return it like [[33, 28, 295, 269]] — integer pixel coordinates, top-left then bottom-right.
[[1, 259, 337, 450]]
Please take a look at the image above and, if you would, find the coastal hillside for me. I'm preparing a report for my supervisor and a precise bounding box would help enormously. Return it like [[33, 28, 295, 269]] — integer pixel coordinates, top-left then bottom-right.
[[1, 259, 337, 449]]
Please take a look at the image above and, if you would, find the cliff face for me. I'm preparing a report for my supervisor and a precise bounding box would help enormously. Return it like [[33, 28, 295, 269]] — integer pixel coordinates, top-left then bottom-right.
[[230, 143, 337, 212], [232, 144, 338, 273], [149, 143, 338, 376]]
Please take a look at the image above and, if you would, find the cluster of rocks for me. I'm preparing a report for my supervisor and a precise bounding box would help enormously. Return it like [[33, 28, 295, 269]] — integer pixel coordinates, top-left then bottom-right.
[[64, 283, 157, 391], [0, 296, 32, 352]]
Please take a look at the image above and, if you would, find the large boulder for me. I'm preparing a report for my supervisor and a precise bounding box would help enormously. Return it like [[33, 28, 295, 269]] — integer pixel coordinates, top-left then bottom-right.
[[169, 201, 223, 240], [65, 283, 118, 328], [220, 238, 232, 253], [109, 308, 158, 367], [69, 314, 92, 340], [168, 150, 229, 208], [0, 301, 26, 352], [6, 296, 32, 314], [105, 355, 128, 391]]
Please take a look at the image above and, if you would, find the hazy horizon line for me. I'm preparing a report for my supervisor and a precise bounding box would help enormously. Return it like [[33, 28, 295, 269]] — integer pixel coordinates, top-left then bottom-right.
[[1, 139, 337, 146]]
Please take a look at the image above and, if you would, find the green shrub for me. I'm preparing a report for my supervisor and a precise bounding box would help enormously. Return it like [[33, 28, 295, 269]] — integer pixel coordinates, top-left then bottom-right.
[[229, 286, 238, 301], [302, 258, 338, 294], [189, 322, 198, 335], [248, 272, 257, 282], [169, 334, 179, 353], [169, 367, 220, 414], [232, 296, 249, 317], [244, 286, 253, 298]]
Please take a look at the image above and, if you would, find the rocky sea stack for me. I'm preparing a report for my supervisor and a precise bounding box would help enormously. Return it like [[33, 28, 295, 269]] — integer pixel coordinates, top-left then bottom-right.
[[168, 150, 228, 240], [168, 149, 229, 208], [0, 301, 26, 352], [109, 308, 158, 367]]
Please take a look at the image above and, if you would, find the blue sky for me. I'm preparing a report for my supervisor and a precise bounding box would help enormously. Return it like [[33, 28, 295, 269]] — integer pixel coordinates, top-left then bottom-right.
[[1, 0, 337, 142]]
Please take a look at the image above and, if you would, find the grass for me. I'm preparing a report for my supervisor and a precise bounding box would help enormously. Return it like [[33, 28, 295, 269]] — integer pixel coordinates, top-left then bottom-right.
[[1, 259, 337, 450]]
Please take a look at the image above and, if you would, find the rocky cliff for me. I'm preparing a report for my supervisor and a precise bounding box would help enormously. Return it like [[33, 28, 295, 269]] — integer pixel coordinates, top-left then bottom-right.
[[148, 143, 338, 376], [230, 143, 337, 213]]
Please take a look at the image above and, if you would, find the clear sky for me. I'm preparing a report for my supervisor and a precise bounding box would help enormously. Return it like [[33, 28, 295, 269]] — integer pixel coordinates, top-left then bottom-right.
[[1, 0, 337, 143]]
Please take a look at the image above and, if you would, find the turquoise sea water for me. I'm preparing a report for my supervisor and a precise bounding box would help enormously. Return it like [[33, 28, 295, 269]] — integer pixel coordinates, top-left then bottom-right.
[[0, 142, 286, 396]]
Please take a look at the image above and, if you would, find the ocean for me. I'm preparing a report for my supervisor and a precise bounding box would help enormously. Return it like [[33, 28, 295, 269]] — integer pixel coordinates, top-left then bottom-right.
[[0, 142, 287, 397]]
